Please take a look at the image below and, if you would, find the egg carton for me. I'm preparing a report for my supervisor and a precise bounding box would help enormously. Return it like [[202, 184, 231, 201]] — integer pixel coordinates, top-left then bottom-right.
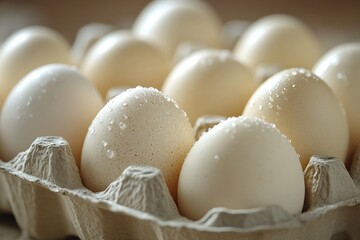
[[1, 118, 360, 239]]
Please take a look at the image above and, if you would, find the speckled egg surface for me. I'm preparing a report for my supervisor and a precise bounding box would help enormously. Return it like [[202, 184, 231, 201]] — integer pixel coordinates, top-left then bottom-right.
[[243, 68, 349, 168], [81, 87, 195, 200]]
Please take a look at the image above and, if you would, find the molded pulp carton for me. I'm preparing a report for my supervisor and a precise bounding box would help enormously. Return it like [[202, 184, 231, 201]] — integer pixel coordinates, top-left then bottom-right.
[[0, 116, 360, 239]]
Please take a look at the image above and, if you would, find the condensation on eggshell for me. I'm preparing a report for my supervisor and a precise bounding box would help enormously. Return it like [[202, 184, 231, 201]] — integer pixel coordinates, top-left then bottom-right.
[[313, 43, 360, 158], [132, 0, 223, 58], [0, 26, 73, 106], [162, 49, 259, 124], [178, 116, 305, 220], [233, 14, 321, 70], [0, 64, 104, 166], [80, 87, 195, 200], [243, 68, 349, 169], [81, 31, 170, 97]]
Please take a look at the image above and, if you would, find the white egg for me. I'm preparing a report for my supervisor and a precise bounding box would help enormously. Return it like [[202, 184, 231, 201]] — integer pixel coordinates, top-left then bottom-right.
[[313, 43, 360, 158], [178, 116, 305, 220], [0, 26, 73, 106], [71, 23, 117, 65], [0, 64, 104, 166], [243, 68, 349, 168], [132, 0, 222, 58], [81, 31, 170, 97], [234, 15, 321, 70], [162, 49, 259, 124], [81, 87, 195, 200]]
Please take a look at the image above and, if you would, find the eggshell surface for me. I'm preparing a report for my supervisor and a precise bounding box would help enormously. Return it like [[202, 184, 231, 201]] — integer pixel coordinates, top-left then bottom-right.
[[0, 64, 104, 165], [132, 0, 222, 58], [313, 43, 360, 157], [243, 68, 349, 168], [178, 116, 305, 220], [234, 15, 321, 69], [162, 49, 259, 124], [81, 87, 195, 199], [0, 26, 73, 106], [81, 31, 169, 97]]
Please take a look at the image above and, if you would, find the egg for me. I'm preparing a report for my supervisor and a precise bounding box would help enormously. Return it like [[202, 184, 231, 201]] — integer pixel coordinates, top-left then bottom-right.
[[178, 116, 305, 220], [71, 23, 117, 65], [162, 49, 259, 124], [132, 0, 222, 58], [81, 31, 170, 97], [81, 87, 195, 199], [243, 68, 349, 169], [313, 43, 360, 157], [0, 26, 73, 106], [233, 14, 321, 70], [0, 64, 104, 166]]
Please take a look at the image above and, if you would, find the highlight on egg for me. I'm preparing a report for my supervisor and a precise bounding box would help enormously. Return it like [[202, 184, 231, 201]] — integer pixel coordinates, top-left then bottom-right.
[[313, 43, 360, 158], [233, 14, 321, 70], [162, 49, 259, 125], [81, 31, 170, 97], [0, 64, 104, 166], [0, 26, 73, 106], [178, 116, 305, 220], [243, 68, 349, 169], [80, 87, 195, 200]]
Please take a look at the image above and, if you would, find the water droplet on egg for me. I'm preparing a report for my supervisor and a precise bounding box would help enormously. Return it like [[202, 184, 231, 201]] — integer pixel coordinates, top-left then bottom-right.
[[109, 118, 114, 125], [123, 103, 128, 107], [102, 140, 108, 147], [214, 155, 220, 160], [106, 149, 115, 159], [258, 105, 263, 110], [292, 84, 296, 88], [119, 122, 127, 130], [268, 103, 273, 109]]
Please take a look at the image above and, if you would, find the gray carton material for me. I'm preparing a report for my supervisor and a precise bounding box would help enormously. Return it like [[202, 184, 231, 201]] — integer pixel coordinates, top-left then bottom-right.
[[1, 136, 360, 239]]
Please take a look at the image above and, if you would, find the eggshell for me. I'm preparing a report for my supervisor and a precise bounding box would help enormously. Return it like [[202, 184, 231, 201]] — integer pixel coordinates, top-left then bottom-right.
[[233, 15, 321, 69], [162, 49, 259, 124], [243, 68, 349, 169], [71, 23, 117, 65], [132, 0, 222, 58], [178, 116, 305, 220], [0, 64, 104, 166], [313, 43, 360, 157], [80, 87, 195, 199], [0, 26, 73, 106], [81, 31, 170, 97]]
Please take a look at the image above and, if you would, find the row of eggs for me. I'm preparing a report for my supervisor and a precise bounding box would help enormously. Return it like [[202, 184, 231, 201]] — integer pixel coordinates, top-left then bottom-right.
[[0, 0, 359, 221]]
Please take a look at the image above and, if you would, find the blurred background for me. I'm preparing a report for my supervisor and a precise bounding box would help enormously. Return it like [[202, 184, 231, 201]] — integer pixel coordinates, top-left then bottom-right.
[[0, 0, 359, 50]]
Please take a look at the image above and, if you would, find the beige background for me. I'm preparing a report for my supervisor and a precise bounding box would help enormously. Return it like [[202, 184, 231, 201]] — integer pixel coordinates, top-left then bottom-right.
[[0, 0, 359, 50]]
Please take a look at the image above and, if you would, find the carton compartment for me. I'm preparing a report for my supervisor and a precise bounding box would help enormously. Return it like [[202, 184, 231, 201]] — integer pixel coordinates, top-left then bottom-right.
[[1, 132, 360, 239]]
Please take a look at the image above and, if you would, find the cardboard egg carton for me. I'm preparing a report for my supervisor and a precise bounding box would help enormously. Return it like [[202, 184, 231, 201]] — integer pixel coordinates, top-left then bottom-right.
[[1, 117, 360, 239]]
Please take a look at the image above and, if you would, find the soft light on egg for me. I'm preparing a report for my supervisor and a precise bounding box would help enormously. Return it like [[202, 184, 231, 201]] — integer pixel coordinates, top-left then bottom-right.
[[0, 26, 73, 106], [243, 68, 349, 168], [178, 116, 305, 220], [313, 43, 360, 158], [81, 87, 195, 200], [162, 49, 259, 124], [0, 64, 104, 166]]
